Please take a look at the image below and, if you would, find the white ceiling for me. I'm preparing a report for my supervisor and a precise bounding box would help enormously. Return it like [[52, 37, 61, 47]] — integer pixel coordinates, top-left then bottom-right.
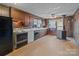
[[2, 3, 79, 18]]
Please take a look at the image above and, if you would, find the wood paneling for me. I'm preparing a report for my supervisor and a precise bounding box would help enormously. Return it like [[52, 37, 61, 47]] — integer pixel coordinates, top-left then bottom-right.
[[11, 8, 25, 20], [73, 8, 79, 45], [29, 14, 37, 23], [11, 8, 41, 28], [74, 8, 79, 22], [43, 19, 48, 27], [0, 5, 55, 29], [29, 14, 34, 25], [25, 13, 30, 26], [11, 8, 26, 28], [0, 5, 9, 17], [10, 7, 47, 28], [64, 16, 73, 37]]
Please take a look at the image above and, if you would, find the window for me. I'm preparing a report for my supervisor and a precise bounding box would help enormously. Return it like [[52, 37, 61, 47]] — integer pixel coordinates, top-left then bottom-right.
[[48, 20, 56, 32], [33, 19, 42, 28], [37, 19, 42, 28], [48, 20, 56, 28]]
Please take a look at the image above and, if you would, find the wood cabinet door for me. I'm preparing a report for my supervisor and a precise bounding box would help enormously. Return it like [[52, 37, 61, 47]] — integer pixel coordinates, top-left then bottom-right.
[[11, 8, 26, 28], [25, 14, 30, 26], [11, 8, 25, 20], [0, 5, 9, 17]]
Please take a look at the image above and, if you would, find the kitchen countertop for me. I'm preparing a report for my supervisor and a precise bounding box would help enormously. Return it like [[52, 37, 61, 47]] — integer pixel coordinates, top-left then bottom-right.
[[13, 27, 48, 34], [12, 27, 48, 48]]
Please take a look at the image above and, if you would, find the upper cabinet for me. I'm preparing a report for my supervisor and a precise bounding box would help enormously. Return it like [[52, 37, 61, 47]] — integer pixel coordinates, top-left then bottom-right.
[[25, 13, 30, 26], [11, 8, 25, 20], [0, 5, 46, 28], [11, 8, 26, 28], [0, 5, 9, 17]]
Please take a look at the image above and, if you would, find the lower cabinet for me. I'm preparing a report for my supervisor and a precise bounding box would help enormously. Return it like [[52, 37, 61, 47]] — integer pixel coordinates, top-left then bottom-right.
[[34, 31, 40, 40], [13, 32, 28, 49], [34, 29, 47, 40], [13, 29, 47, 50], [39, 29, 47, 37]]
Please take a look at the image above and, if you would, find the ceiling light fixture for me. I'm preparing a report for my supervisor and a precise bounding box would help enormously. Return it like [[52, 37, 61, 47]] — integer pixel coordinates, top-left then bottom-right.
[[51, 14, 55, 16]]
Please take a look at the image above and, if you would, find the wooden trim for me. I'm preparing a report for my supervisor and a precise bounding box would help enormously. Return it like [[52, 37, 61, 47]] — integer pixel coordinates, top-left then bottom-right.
[[10, 7, 42, 19], [9, 7, 11, 17], [0, 4, 9, 8], [0, 4, 10, 17]]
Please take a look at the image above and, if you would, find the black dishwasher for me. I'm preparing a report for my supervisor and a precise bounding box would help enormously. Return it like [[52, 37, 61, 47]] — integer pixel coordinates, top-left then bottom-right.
[[34, 31, 40, 40]]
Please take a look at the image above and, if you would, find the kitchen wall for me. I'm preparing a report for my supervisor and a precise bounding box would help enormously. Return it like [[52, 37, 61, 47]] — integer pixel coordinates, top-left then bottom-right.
[[74, 8, 79, 22], [64, 16, 74, 37], [46, 16, 74, 36], [73, 8, 79, 45], [47, 17, 63, 35]]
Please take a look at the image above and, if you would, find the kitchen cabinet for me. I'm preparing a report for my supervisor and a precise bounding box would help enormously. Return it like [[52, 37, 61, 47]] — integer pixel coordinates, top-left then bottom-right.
[[13, 28, 48, 49], [34, 29, 47, 40], [13, 32, 28, 49], [11, 8, 25, 20], [11, 7, 44, 28], [39, 29, 47, 37], [11, 8, 38, 28], [11, 8, 25, 28], [34, 30, 40, 40], [0, 5, 9, 17], [29, 14, 39, 27], [25, 14, 30, 26]]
